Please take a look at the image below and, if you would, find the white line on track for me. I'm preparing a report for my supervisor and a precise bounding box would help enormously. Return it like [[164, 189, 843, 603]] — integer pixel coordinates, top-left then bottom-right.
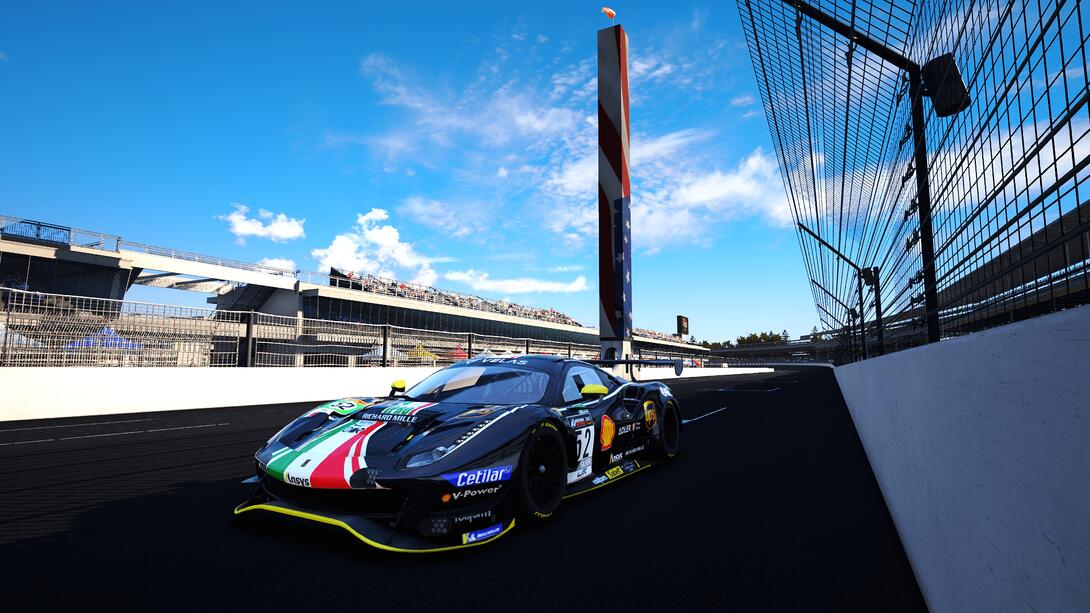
[[683, 406, 729, 424], [145, 423, 230, 433], [0, 423, 231, 446], [0, 418, 153, 433], [0, 438, 57, 446]]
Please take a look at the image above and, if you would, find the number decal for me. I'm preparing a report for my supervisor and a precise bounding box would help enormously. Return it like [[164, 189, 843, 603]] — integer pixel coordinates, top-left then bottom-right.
[[574, 425, 594, 463]]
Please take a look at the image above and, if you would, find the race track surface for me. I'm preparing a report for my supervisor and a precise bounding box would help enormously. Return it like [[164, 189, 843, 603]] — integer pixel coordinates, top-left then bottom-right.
[[0, 366, 926, 612]]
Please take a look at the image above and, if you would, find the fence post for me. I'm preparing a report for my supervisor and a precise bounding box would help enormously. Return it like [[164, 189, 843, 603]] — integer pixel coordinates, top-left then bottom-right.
[[567, 342, 572, 358], [381, 325, 390, 367], [524, 339, 531, 355], [244, 311, 255, 367], [1, 290, 11, 367], [467, 333, 474, 358]]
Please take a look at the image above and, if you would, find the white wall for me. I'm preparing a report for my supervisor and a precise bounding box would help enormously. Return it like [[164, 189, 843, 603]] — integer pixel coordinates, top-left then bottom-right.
[[835, 305, 1090, 613], [0, 364, 774, 422], [0, 367, 439, 422], [638, 366, 772, 380]]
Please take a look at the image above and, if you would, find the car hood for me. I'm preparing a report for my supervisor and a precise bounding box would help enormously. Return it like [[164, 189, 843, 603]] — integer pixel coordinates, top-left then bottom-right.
[[257, 397, 524, 489]]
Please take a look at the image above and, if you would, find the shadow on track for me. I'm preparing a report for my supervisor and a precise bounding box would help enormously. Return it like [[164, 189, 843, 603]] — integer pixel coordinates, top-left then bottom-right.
[[1, 367, 925, 612]]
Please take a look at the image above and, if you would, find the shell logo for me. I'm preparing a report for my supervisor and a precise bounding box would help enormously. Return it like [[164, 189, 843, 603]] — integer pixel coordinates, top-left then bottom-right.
[[441, 493, 452, 503], [600, 415, 616, 451], [643, 401, 657, 431]]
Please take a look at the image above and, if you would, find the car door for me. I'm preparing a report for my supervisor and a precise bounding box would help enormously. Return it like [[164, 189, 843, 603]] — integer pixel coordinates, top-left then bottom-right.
[[561, 364, 628, 481]]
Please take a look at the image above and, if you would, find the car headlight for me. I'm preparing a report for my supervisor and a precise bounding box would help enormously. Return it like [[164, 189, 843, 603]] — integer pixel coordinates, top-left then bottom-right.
[[406, 446, 450, 468]]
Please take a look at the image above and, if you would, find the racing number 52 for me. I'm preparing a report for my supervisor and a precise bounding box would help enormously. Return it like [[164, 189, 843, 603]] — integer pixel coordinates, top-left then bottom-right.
[[574, 426, 594, 462]]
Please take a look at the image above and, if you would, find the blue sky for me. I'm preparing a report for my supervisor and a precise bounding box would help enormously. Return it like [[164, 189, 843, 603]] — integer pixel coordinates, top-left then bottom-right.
[[0, 1, 818, 342]]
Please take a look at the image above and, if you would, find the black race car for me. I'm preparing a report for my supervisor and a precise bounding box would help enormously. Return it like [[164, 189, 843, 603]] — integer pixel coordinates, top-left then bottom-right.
[[236, 355, 682, 552]]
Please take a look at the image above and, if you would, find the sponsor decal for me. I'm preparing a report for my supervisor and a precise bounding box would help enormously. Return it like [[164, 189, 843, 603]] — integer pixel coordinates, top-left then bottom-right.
[[471, 357, 529, 365], [345, 421, 378, 433], [659, 385, 672, 398], [442, 485, 504, 502], [358, 401, 434, 424], [600, 415, 616, 451], [644, 402, 657, 431], [592, 475, 609, 485], [286, 474, 311, 487], [462, 523, 504, 544], [617, 422, 641, 436], [567, 458, 593, 484], [442, 465, 512, 487], [452, 510, 494, 525], [609, 445, 645, 463], [605, 466, 624, 479], [566, 411, 594, 429]]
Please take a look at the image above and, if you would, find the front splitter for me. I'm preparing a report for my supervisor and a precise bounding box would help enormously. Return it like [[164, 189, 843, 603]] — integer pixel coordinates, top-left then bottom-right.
[[234, 499, 516, 553]]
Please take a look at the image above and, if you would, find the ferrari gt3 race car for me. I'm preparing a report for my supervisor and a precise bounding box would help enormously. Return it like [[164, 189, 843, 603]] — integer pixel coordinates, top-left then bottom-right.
[[236, 355, 682, 552]]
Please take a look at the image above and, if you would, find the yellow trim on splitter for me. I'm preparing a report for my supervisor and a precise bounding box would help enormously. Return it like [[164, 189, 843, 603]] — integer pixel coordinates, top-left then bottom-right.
[[234, 503, 516, 553], [561, 463, 651, 500]]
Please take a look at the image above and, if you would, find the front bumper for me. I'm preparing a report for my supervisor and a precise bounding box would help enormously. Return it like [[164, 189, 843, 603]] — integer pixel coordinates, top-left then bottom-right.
[[235, 477, 516, 552]]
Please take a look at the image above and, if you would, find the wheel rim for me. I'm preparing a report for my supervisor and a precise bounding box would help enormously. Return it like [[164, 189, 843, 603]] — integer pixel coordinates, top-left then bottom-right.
[[525, 433, 565, 509]]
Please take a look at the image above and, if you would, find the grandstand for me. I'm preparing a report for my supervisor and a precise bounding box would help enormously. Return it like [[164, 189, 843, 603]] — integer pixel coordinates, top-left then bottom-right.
[[0, 214, 706, 361]]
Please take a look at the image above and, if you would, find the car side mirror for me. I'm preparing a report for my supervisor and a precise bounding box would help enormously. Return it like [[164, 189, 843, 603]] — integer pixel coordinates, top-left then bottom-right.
[[580, 384, 608, 398], [390, 380, 406, 396]]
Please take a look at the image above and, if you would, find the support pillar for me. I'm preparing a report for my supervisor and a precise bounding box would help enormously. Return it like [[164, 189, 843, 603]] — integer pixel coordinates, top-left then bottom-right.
[[598, 24, 634, 375]]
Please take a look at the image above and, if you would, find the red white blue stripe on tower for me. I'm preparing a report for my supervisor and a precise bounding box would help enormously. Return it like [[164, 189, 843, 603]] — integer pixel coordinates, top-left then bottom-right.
[[597, 24, 633, 342]]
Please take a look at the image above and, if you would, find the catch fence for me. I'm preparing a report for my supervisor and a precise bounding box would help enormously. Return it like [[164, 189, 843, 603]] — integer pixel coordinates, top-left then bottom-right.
[[739, 0, 1090, 363], [0, 288, 615, 368]]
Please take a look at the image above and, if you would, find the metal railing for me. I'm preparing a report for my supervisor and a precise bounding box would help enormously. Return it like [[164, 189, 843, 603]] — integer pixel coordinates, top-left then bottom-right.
[[0, 288, 243, 367], [0, 288, 631, 368]]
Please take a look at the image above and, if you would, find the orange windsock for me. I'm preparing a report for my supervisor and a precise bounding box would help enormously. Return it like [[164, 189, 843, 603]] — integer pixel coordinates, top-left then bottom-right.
[[601, 7, 616, 19]]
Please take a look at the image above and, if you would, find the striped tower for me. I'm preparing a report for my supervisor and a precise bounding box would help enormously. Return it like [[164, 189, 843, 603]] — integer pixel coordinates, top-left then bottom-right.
[[598, 24, 633, 364]]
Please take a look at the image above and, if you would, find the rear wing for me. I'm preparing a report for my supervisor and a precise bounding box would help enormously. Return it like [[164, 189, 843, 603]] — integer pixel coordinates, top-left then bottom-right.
[[586, 359, 684, 376]]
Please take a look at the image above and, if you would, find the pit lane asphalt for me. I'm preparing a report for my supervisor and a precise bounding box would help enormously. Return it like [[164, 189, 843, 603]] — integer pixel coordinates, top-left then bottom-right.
[[0, 366, 926, 612]]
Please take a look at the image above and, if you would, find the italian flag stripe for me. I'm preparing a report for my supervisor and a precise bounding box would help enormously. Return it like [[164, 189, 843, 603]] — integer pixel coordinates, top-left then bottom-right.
[[265, 420, 354, 481], [309, 422, 383, 489]]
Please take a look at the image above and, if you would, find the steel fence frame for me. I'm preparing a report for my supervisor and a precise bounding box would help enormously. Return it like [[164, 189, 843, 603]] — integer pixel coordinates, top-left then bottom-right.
[[739, 0, 1090, 363], [0, 288, 690, 368]]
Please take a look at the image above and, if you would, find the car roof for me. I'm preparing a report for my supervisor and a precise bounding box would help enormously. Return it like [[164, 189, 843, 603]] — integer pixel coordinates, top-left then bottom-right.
[[455, 354, 593, 371]]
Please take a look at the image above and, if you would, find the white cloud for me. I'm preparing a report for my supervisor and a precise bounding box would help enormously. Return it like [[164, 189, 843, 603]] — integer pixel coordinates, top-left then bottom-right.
[[218, 204, 305, 244], [548, 265, 584, 273], [730, 94, 757, 107], [495, 166, 509, 178], [258, 257, 296, 271], [674, 148, 791, 225], [445, 270, 588, 294], [310, 208, 443, 286], [401, 197, 476, 238]]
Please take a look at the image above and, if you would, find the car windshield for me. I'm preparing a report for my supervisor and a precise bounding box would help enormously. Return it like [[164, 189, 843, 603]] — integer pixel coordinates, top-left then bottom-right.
[[404, 365, 550, 405]]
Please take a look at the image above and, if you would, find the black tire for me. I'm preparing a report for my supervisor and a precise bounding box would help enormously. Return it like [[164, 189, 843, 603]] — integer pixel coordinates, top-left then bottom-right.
[[515, 422, 567, 523], [653, 400, 681, 461]]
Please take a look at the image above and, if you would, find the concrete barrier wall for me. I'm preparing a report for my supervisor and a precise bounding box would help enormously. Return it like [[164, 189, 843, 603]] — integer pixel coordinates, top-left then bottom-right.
[[0, 367, 440, 422], [835, 305, 1090, 613], [0, 364, 771, 422], [639, 366, 772, 379]]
